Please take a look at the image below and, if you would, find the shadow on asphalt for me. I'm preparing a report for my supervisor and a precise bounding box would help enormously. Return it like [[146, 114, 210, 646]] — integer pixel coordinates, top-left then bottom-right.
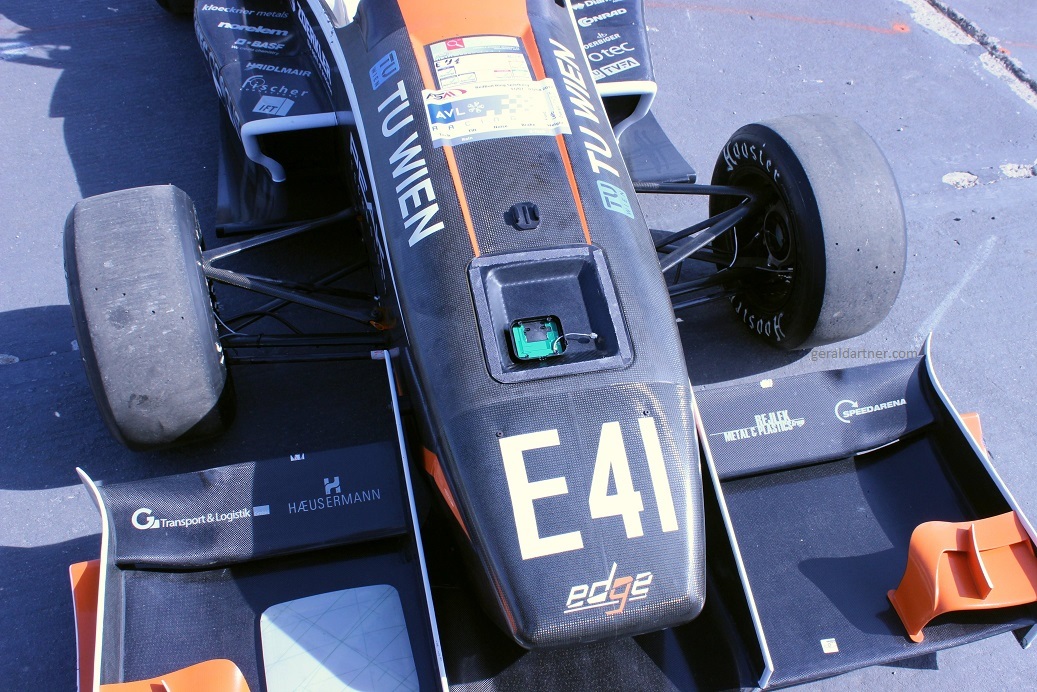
[[2, 1, 218, 219], [0, 534, 99, 690]]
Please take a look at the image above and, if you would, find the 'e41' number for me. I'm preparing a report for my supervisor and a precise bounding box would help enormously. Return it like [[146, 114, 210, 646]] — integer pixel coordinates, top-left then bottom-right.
[[499, 417, 679, 560]]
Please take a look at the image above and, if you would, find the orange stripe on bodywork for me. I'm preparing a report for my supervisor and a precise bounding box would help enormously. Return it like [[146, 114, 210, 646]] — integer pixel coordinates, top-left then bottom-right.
[[396, 0, 593, 248], [441, 146, 481, 256], [553, 135, 593, 244], [422, 447, 470, 538], [519, 31, 594, 246]]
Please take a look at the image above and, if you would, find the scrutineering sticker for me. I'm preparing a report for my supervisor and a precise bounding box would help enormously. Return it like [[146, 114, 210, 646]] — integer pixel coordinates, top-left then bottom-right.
[[430, 35, 532, 86], [422, 35, 569, 146], [423, 80, 570, 147]]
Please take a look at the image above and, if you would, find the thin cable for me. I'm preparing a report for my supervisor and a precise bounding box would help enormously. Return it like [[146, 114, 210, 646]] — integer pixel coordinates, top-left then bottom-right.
[[551, 332, 598, 353]]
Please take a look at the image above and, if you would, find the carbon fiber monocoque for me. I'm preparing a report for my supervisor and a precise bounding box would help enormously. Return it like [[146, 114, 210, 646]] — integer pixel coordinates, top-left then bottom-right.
[[329, 0, 704, 647]]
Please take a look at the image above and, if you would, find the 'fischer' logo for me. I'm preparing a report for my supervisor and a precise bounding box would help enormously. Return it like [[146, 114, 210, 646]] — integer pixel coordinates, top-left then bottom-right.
[[835, 398, 906, 423], [565, 563, 652, 616]]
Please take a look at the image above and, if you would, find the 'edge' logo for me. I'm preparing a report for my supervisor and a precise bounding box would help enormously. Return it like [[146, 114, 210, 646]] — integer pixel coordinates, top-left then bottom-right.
[[564, 563, 652, 616]]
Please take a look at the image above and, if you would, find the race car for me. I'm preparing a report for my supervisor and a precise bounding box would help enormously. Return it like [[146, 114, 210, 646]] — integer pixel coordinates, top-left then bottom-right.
[[61, 0, 1037, 690]]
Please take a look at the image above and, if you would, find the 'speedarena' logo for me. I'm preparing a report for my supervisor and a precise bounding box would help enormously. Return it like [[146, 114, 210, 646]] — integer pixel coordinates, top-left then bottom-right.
[[835, 398, 906, 424]]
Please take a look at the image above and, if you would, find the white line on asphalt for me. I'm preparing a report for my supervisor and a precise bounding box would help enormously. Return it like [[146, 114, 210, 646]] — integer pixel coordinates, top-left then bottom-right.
[[914, 235, 998, 344]]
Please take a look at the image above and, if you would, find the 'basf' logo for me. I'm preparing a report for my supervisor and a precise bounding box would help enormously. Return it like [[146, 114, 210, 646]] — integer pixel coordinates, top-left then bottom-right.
[[564, 563, 652, 616]]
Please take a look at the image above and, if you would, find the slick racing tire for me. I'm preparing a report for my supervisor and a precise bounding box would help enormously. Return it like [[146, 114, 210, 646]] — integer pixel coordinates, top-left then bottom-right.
[[710, 115, 906, 350], [64, 185, 234, 450], [156, 0, 194, 15]]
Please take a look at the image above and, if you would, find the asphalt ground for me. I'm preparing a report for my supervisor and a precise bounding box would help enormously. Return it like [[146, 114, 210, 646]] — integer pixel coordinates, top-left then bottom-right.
[[1, 1, 1036, 689]]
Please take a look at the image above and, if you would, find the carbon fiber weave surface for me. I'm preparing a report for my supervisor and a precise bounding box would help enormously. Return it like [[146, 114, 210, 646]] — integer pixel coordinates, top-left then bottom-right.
[[697, 357, 933, 480], [337, 0, 704, 647]]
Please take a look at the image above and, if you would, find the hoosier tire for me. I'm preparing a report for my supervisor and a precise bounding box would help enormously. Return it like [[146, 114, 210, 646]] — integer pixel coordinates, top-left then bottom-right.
[[64, 185, 233, 450], [710, 115, 906, 350]]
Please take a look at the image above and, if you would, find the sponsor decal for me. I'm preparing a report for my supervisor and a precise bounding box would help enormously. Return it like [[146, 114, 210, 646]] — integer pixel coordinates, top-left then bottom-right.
[[201, 4, 290, 19], [583, 32, 620, 50], [132, 508, 157, 530], [324, 476, 341, 495], [290, 453, 305, 461], [292, 0, 333, 95], [835, 398, 906, 424], [564, 563, 653, 616], [577, 8, 628, 28], [247, 61, 312, 78], [712, 409, 805, 443], [131, 506, 252, 530], [234, 38, 287, 53], [427, 97, 489, 123], [551, 39, 630, 218], [587, 42, 635, 63], [253, 95, 295, 116], [288, 476, 382, 514], [217, 21, 289, 37], [370, 50, 400, 91], [597, 180, 633, 218], [592, 56, 640, 80], [378, 80, 445, 246], [572, 0, 623, 11], [241, 75, 310, 99]]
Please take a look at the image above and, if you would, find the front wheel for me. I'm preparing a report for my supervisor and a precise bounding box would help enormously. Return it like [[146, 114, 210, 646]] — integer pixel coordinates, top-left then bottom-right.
[[64, 185, 234, 450], [710, 115, 906, 350]]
